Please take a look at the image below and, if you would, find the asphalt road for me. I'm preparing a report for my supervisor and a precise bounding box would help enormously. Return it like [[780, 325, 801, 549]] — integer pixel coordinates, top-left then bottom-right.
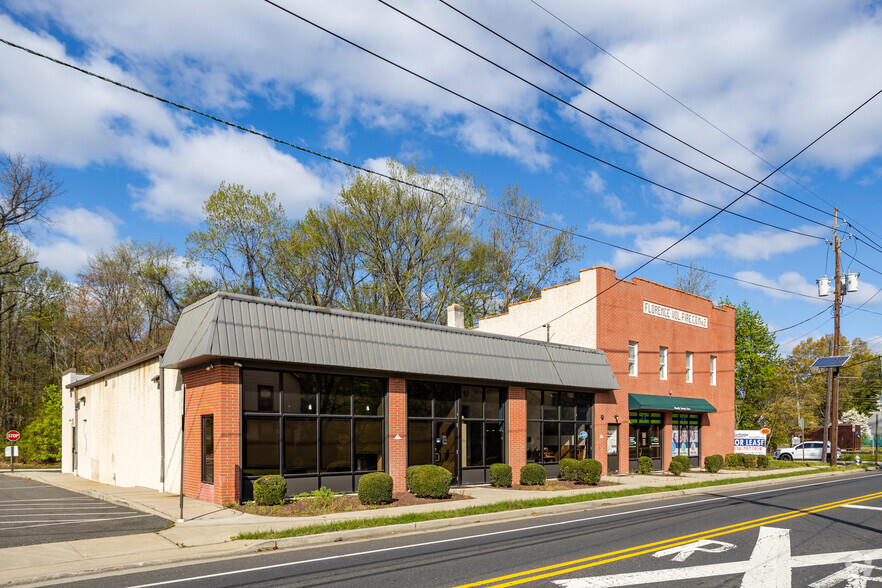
[[0, 472, 169, 548], [54, 471, 882, 587]]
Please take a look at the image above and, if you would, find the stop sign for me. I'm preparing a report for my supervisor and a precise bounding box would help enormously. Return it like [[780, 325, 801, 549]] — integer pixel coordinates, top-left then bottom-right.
[[5, 430, 19, 442]]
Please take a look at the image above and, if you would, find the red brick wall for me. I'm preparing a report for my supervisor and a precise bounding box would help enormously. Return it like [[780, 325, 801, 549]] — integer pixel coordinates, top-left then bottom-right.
[[183, 366, 240, 506], [388, 378, 407, 492], [592, 267, 736, 471], [508, 386, 526, 475]]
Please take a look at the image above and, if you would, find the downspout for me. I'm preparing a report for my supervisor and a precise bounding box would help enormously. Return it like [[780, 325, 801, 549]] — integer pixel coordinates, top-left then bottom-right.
[[159, 356, 165, 488], [179, 382, 186, 522]]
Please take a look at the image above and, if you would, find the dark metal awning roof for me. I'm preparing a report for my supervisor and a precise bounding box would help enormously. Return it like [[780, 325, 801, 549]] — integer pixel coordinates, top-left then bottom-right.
[[162, 292, 619, 391], [629, 393, 716, 413]]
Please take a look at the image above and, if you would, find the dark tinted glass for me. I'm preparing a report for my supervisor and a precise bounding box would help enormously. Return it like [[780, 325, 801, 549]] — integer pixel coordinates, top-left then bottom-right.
[[485, 387, 503, 420], [464, 421, 484, 467], [243, 370, 280, 413], [243, 417, 279, 476], [461, 386, 482, 419], [544, 391, 560, 420], [435, 383, 457, 419], [485, 422, 504, 465], [543, 421, 560, 462], [560, 422, 576, 460], [202, 415, 214, 484], [321, 375, 350, 415], [354, 419, 383, 471], [526, 389, 542, 420], [321, 419, 351, 472], [353, 377, 383, 416], [526, 421, 541, 463], [576, 392, 592, 421], [408, 420, 433, 465], [408, 381, 433, 418], [284, 418, 317, 474], [560, 392, 576, 420], [282, 372, 317, 414]]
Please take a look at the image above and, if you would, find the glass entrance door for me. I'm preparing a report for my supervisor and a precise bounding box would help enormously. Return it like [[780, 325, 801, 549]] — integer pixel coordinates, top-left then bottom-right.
[[629, 412, 663, 472], [434, 421, 458, 480]]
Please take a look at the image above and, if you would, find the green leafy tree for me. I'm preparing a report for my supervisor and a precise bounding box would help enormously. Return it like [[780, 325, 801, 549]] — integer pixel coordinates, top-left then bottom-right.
[[18, 384, 61, 462], [721, 298, 781, 428]]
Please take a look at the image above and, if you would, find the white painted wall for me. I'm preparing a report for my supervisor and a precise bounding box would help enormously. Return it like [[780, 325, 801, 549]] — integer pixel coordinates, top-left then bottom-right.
[[476, 268, 598, 348], [61, 358, 183, 493]]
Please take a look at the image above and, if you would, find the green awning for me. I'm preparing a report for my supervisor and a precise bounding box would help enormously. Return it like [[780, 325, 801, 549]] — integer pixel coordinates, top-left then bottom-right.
[[629, 393, 716, 413]]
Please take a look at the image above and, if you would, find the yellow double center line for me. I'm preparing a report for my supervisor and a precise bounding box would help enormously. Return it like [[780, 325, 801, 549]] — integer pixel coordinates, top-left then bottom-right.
[[455, 490, 882, 587]]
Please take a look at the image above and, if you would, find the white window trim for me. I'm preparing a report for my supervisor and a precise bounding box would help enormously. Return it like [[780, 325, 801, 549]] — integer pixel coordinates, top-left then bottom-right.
[[710, 355, 717, 386], [659, 346, 668, 380], [685, 352, 693, 383], [628, 341, 638, 377]]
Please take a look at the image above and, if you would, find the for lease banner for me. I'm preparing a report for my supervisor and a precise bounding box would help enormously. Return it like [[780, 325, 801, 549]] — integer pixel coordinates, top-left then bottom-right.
[[734, 430, 767, 455]]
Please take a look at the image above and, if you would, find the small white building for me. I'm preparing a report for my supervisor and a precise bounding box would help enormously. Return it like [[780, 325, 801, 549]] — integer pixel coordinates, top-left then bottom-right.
[[61, 347, 183, 494]]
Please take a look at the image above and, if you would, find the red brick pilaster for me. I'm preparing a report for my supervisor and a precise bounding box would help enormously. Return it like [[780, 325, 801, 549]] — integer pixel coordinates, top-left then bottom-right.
[[507, 386, 526, 475], [388, 378, 408, 492], [183, 365, 240, 506]]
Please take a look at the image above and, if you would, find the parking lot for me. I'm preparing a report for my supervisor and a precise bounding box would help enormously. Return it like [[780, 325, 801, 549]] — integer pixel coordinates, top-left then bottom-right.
[[0, 472, 169, 548]]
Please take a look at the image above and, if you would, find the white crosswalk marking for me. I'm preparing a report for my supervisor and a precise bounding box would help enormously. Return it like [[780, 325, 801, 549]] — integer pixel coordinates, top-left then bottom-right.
[[740, 526, 791, 587], [653, 539, 736, 562]]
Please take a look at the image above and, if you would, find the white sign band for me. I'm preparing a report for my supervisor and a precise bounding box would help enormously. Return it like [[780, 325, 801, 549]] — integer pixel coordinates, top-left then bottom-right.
[[643, 301, 708, 329]]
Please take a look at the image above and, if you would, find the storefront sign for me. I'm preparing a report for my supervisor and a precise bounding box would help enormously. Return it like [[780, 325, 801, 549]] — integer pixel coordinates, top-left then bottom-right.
[[643, 301, 708, 328], [734, 430, 768, 455]]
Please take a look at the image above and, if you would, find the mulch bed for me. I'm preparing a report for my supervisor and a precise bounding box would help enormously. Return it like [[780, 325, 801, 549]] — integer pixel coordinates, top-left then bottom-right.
[[510, 479, 617, 491], [236, 491, 472, 517]]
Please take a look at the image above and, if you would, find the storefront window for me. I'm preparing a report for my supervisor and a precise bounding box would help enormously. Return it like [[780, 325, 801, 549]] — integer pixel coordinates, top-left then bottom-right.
[[201, 414, 213, 484], [243, 417, 280, 476], [672, 413, 700, 458], [628, 411, 662, 460], [526, 389, 594, 464]]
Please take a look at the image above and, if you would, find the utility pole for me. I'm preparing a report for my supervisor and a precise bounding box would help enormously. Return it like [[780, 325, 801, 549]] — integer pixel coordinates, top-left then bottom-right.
[[831, 208, 841, 467]]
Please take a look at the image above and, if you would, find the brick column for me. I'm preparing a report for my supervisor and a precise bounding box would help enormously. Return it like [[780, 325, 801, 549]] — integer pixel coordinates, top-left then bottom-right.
[[388, 378, 407, 492], [507, 386, 526, 475], [183, 365, 240, 506]]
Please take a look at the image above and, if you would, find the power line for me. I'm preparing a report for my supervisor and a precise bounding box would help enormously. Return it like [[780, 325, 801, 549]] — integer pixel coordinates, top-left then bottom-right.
[[435, 0, 837, 233], [378, 0, 833, 235], [771, 305, 833, 334], [7, 37, 882, 321], [262, 0, 824, 241], [514, 84, 882, 337], [526, 0, 882, 251]]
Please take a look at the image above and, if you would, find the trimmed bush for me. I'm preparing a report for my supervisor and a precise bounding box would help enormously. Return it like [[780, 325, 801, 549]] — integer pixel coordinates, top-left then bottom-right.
[[559, 458, 579, 481], [724, 453, 744, 468], [637, 456, 653, 474], [410, 464, 451, 498], [253, 475, 287, 506], [705, 454, 723, 473], [520, 463, 547, 486], [742, 454, 758, 469], [757, 454, 770, 469], [405, 465, 419, 492], [672, 455, 692, 472], [668, 459, 684, 476], [489, 463, 512, 488], [358, 472, 393, 505], [575, 459, 603, 485]]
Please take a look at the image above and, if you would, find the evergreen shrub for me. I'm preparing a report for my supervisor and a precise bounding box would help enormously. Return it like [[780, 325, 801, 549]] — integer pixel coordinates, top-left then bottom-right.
[[637, 456, 653, 474], [558, 458, 579, 481], [575, 459, 603, 485], [724, 453, 744, 468], [672, 455, 692, 472], [520, 463, 547, 485], [704, 454, 724, 473], [742, 454, 758, 468], [253, 475, 287, 506], [410, 465, 451, 498], [357, 472, 393, 505], [756, 455, 770, 469], [489, 463, 512, 487]]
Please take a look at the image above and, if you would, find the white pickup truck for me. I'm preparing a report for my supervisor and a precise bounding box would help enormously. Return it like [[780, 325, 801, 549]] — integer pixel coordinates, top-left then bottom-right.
[[773, 441, 841, 461]]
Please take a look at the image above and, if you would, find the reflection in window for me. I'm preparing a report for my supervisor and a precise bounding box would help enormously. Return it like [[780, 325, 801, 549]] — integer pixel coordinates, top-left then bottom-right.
[[526, 389, 594, 464], [283, 372, 317, 414], [354, 378, 383, 416], [408, 420, 432, 465], [244, 417, 280, 476], [354, 419, 383, 471], [201, 414, 214, 484], [284, 418, 317, 474], [321, 375, 350, 415], [461, 386, 483, 419], [243, 370, 280, 413], [321, 419, 351, 472]]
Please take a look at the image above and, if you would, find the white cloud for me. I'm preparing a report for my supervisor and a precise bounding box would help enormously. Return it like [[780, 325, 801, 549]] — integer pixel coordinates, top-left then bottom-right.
[[734, 270, 819, 301], [29, 206, 121, 276], [584, 170, 606, 193]]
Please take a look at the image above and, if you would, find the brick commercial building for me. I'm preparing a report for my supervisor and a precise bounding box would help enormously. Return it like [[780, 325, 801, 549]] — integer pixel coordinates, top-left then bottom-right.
[[61, 268, 734, 506], [474, 266, 736, 474]]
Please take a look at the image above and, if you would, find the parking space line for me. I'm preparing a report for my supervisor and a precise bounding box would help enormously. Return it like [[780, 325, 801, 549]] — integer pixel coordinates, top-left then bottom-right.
[[0, 514, 154, 530], [0, 498, 95, 503]]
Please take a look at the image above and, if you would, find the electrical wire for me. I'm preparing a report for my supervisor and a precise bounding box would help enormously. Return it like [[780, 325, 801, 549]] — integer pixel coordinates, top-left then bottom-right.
[[379, 0, 834, 235], [771, 305, 833, 334], [0, 36, 834, 305], [527, 0, 882, 253], [261, 0, 824, 241]]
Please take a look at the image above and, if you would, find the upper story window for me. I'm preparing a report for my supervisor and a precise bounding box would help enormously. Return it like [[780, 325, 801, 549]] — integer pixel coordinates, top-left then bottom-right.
[[659, 347, 668, 380], [685, 352, 693, 383], [628, 341, 638, 376], [710, 355, 717, 386]]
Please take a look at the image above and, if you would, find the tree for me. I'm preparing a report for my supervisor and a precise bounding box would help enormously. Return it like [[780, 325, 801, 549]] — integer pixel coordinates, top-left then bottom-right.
[[186, 182, 289, 297], [18, 384, 61, 463], [671, 257, 716, 298], [722, 298, 781, 429]]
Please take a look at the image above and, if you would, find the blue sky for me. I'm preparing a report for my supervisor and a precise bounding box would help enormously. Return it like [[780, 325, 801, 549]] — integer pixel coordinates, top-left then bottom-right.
[[3, 1, 882, 356]]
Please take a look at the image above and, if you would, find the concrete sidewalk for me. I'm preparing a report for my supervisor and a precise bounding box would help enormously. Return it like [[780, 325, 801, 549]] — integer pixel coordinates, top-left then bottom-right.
[[0, 466, 870, 586]]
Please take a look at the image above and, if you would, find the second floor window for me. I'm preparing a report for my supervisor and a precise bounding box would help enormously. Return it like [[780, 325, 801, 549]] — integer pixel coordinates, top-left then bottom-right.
[[659, 347, 668, 380], [628, 342, 638, 376], [686, 352, 693, 383], [710, 355, 717, 385]]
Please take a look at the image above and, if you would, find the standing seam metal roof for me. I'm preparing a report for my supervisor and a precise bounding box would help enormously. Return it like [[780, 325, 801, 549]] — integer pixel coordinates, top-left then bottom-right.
[[161, 292, 618, 391]]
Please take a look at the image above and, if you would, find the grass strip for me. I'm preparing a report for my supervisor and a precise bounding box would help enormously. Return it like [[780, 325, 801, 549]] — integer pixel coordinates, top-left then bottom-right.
[[233, 466, 857, 540]]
